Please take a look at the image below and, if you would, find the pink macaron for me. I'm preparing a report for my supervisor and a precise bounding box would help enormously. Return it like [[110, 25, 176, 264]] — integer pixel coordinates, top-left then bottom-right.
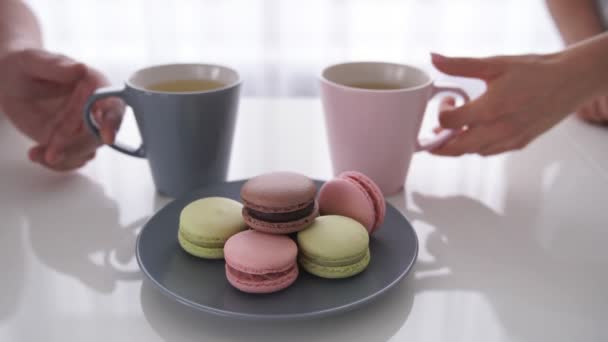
[[224, 230, 299, 294], [318, 171, 386, 234]]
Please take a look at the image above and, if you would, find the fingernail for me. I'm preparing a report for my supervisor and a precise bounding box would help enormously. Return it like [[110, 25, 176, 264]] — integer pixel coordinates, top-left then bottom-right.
[[59, 60, 84, 70], [431, 52, 447, 62], [58, 59, 78, 68]]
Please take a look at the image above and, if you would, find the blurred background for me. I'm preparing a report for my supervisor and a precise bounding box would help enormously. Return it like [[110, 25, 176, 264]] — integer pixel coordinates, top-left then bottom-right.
[[26, 0, 563, 98]]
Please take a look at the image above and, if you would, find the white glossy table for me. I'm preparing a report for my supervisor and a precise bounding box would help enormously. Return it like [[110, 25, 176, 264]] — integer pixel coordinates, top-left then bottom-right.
[[1, 98, 607, 342]]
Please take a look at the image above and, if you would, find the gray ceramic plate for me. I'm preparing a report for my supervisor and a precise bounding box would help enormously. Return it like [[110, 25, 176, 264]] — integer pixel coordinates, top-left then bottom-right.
[[136, 180, 418, 320]]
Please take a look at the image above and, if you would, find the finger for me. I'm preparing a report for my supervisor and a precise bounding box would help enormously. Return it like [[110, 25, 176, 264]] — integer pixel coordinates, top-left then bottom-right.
[[480, 134, 531, 156], [431, 129, 471, 157], [37, 157, 90, 172], [431, 127, 480, 156], [596, 97, 608, 123], [438, 93, 494, 129], [44, 143, 96, 168], [598, 96, 608, 118], [98, 109, 123, 144], [58, 68, 115, 136], [433, 97, 456, 134], [26, 81, 73, 99], [591, 100, 604, 122], [43, 127, 101, 165], [480, 140, 523, 156], [59, 77, 99, 135], [19, 49, 86, 84], [439, 96, 456, 112], [432, 120, 515, 156], [579, 101, 604, 123], [28, 145, 46, 163], [92, 97, 125, 144], [431, 53, 505, 80], [29, 145, 84, 171], [62, 137, 99, 161], [577, 104, 597, 122]]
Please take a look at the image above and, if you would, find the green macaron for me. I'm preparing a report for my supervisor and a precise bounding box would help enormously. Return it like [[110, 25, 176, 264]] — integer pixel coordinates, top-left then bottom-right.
[[297, 215, 370, 279], [178, 197, 247, 259]]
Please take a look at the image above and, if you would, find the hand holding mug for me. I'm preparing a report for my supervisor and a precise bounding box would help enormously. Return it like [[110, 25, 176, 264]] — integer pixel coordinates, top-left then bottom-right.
[[0, 49, 123, 170], [430, 52, 597, 156]]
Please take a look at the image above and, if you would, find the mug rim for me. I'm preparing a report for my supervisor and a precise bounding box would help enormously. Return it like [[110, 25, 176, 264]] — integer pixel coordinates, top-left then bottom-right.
[[319, 61, 433, 93], [126, 63, 242, 95]]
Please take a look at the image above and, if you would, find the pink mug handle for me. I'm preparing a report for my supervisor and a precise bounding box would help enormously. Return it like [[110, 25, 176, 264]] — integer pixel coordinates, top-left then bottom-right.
[[416, 83, 470, 151]]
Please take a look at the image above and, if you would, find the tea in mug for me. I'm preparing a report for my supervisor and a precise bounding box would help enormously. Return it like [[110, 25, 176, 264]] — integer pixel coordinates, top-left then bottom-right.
[[147, 79, 226, 92], [347, 82, 403, 90]]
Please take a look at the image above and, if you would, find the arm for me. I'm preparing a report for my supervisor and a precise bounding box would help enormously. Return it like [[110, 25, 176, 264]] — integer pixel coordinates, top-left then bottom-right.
[[546, 0, 608, 124], [561, 32, 608, 98], [0, 0, 43, 57], [546, 0, 605, 45]]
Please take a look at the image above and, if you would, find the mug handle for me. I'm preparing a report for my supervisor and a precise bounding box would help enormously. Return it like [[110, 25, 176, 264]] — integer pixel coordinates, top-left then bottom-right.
[[83, 86, 146, 158], [415, 83, 470, 151]]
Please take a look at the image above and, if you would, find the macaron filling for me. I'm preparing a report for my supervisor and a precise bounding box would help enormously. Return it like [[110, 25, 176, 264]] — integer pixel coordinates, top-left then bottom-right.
[[299, 249, 371, 278], [226, 264, 297, 282], [178, 231, 225, 259], [178, 229, 226, 248], [299, 248, 369, 268], [245, 202, 316, 223]]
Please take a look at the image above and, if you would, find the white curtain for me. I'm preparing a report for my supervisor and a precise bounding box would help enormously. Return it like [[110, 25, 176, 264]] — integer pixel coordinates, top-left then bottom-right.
[[26, 0, 562, 97]]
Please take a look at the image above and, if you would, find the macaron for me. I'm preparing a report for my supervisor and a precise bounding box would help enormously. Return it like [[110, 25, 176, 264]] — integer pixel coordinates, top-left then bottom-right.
[[178, 197, 247, 259], [297, 215, 370, 279], [241, 171, 319, 234], [318, 171, 386, 234], [224, 230, 299, 294]]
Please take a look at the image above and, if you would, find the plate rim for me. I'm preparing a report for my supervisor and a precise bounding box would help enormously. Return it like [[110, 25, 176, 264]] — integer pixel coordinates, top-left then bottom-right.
[[136, 180, 419, 320]]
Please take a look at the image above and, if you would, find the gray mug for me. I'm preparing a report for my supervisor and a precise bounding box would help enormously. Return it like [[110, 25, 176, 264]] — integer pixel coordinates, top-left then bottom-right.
[[83, 64, 241, 197]]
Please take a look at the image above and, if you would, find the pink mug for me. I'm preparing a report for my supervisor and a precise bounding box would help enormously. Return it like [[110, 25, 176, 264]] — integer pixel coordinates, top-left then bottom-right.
[[320, 61, 469, 195]]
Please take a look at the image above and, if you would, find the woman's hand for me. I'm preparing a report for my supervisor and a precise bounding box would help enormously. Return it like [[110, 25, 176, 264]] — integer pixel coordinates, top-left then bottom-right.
[[0, 49, 123, 170], [430, 51, 600, 156]]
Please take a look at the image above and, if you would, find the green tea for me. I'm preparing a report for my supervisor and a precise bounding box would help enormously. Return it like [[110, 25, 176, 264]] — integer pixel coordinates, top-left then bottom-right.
[[147, 79, 226, 92], [347, 82, 403, 90]]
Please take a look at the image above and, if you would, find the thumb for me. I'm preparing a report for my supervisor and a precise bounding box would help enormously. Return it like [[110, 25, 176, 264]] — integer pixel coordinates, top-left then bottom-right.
[[19, 49, 86, 83], [431, 53, 503, 80]]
